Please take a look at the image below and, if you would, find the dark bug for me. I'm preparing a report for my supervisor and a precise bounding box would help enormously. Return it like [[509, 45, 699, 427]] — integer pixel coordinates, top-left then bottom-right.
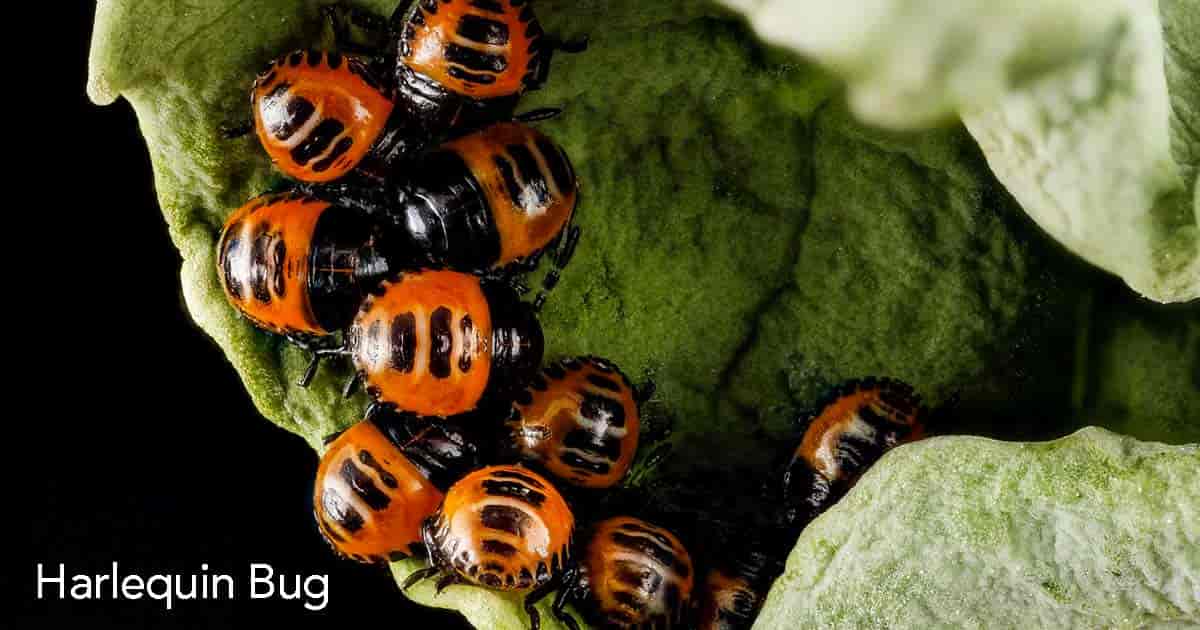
[[505, 356, 654, 489], [548, 516, 695, 630], [403, 465, 575, 630], [313, 409, 479, 564]]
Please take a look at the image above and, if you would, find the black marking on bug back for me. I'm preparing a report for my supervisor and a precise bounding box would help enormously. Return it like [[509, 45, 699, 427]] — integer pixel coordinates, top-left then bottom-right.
[[322, 487, 365, 533], [480, 504, 531, 536], [563, 428, 622, 460], [292, 119, 345, 166], [265, 87, 314, 141], [832, 429, 886, 480], [346, 56, 386, 94], [448, 66, 498, 85], [340, 459, 391, 510], [419, 0, 438, 12], [481, 539, 519, 557], [312, 137, 354, 173], [270, 239, 287, 297], [586, 374, 621, 392], [506, 143, 552, 209], [446, 44, 507, 73], [429, 307, 454, 378], [470, 0, 504, 13], [543, 362, 567, 379], [610, 531, 690, 578], [488, 468, 546, 488], [612, 589, 651, 614], [457, 14, 509, 45], [389, 313, 417, 373], [249, 223, 274, 303], [494, 154, 525, 209], [481, 479, 546, 507], [220, 235, 245, 300], [306, 49, 323, 66], [289, 50, 305, 66], [560, 451, 611, 475], [459, 315, 474, 372], [580, 392, 626, 427], [535, 137, 574, 197], [358, 449, 399, 489]]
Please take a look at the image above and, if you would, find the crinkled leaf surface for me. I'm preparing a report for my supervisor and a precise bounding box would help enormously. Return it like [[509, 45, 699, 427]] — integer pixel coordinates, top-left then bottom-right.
[[754, 427, 1200, 629], [724, 0, 1200, 303], [89, 0, 1199, 627]]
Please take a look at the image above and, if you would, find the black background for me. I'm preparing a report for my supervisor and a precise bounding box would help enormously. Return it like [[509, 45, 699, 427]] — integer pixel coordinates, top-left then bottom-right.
[[17, 4, 469, 628]]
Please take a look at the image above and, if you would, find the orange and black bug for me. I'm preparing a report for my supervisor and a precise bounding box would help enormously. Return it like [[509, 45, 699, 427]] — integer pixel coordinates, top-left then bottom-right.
[[313, 410, 479, 563], [402, 465, 574, 630], [548, 516, 694, 630], [780, 377, 925, 532], [327, 121, 583, 293], [216, 191, 390, 340], [306, 269, 543, 416], [244, 49, 396, 183], [694, 545, 780, 630], [505, 356, 653, 489]]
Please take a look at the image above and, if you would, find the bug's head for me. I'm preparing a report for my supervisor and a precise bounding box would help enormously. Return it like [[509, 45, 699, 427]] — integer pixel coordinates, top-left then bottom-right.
[[485, 285, 545, 388]]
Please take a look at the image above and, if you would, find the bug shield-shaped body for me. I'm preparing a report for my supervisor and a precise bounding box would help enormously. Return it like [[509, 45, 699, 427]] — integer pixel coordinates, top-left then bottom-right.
[[507, 357, 641, 489], [348, 270, 543, 417], [252, 50, 394, 183], [780, 378, 924, 531], [313, 414, 478, 564], [425, 465, 574, 591], [217, 193, 385, 336], [578, 516, 694, 629], [394, 0, 547, 105]]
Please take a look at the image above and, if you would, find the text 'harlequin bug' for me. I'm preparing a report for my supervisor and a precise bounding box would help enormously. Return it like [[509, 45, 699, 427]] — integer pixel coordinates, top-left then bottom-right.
[[549, 516, 694, 630], [506, 356, 652, 489], [307, 269, 542, 417], [313, 410, 479, 564], [216, 192, 389, 338], [779, 377, 924, 531], [403, 465, 574, 630]]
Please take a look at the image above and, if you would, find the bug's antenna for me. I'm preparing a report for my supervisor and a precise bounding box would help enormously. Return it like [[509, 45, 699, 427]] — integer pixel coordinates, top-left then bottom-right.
[[533, 223, 582, 312]]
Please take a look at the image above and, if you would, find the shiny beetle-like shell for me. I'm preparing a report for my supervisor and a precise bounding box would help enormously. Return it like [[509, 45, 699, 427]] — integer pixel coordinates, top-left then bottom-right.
[[313, 420, 443, 563], [582, 516, 694, 628], [252, 50, 393, 182], [428, 465, 574, 591], [507, 356, 640, 489]]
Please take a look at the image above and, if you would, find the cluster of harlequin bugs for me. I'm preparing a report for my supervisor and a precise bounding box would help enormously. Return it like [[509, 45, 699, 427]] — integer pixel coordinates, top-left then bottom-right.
[[214, 3, 931, 628]]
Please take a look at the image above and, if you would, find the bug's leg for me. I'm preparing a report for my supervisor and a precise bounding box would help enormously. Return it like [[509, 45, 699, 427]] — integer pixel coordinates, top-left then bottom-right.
[[320, 429, 346, 446], [434, 572, 463, 595], [525, 35, 589, 91], [289, 335, 348, 388], [532, 218, 582, 311], [523, 575, 561, 630], [400, 566, 440, 591], [551, 568, 582, 630], [514, 107, 563, 123], [321, 2, 390, 56], [341, 371, 363, 398], [634, 379, 657, 405], [218, 120, 253, 139]]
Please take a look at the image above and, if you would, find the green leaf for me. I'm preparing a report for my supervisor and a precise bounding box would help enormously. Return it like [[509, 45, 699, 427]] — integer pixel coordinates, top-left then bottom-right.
[[754, 427, 1200, 628], [724, 0, 1200, 303], [88, 0, 1199, 627]]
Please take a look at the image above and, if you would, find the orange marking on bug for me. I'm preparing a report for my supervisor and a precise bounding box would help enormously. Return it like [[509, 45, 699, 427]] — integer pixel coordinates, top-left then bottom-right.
[[795, 381, 923, 481]]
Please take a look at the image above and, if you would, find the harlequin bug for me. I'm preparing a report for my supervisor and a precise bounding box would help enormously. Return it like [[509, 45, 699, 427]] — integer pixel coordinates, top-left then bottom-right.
[[549, 516, 695, 630], [305, 269, 543, 416], [326, 121, 582, 288], [216, 191, 389, 339], [325, 0, 586, 155], [402, 465, 574, 630], [246, 50, 396, 183], [505, 356, 653, 489], [694, 544, 780, 630], [313, 409, 479, 564], [778, 377, 924, 531]]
